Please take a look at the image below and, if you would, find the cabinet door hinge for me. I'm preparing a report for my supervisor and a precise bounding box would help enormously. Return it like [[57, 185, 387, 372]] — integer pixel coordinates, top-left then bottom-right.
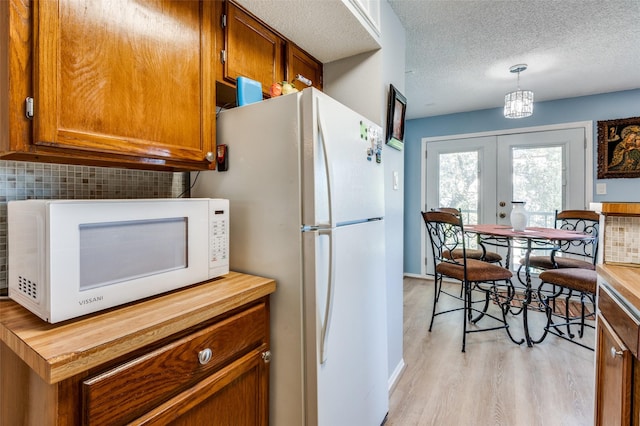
[[221, 14, 227, 28], [25, 97, 34, 119], [220, 50, 226, 64]]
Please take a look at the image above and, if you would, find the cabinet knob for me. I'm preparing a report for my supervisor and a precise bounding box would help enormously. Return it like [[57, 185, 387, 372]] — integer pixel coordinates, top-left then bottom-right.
[[499, 213, 506, 219], [261, 350, 272, 364], [198, 348, 213, 365], [610, 347, 623, 358], [205, 151, 215, 162]]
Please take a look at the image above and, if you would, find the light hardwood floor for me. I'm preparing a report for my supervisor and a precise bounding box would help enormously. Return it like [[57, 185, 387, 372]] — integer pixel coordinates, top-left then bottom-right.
[[386, 277, 595, 426]]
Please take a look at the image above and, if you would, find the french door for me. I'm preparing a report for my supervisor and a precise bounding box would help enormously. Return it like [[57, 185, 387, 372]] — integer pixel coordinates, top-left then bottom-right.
[[422, 126, 590, 274]]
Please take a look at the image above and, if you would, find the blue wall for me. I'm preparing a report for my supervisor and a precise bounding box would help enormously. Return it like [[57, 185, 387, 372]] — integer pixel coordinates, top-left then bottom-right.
[[404, 89, 640, 274]]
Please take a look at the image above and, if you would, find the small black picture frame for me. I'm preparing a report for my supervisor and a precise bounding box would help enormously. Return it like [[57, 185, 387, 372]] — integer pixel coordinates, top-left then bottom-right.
[[385, 84, 407, 151]]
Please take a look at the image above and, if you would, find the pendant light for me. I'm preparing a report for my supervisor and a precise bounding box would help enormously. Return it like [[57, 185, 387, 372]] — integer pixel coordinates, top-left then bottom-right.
[[504, 64, 533, 118]]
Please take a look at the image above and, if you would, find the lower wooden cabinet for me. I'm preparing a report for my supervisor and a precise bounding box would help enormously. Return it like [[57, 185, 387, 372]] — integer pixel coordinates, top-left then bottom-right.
[[0, 273, 274, 426], [595, 283, 640, 426], [594, 313, 632, 425], [83, 302, 269, 425], [134, 348, 269, 425]]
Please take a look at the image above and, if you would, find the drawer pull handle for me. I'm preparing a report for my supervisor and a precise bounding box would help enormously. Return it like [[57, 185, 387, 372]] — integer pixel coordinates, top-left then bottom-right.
[[610, 347, 623, 358], [262, 350, 272, 364], [198, 348, 213, 365]]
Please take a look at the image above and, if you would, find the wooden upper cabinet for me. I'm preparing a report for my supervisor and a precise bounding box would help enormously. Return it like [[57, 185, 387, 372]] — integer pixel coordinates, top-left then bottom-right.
[[222, 2, 284, 95], [29, 0, 216, 170], [286, 43, 323, 92]]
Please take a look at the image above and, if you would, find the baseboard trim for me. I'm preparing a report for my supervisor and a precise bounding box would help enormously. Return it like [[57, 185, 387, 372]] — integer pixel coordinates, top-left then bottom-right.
[[403, 272, 429, 280], [388, 358, 406, 393]]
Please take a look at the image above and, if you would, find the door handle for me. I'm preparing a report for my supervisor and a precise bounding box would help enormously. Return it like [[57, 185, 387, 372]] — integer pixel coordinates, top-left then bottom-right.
[[318, 228, 335, 365], [499, 201, 506, 207], [316, 97, 334, 228]]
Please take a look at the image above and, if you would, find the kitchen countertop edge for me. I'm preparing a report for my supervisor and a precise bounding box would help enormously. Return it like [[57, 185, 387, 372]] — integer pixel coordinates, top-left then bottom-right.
[[597, 264, 640, 310], [0, 271, 276, 384], [591, 202, 640, 216]]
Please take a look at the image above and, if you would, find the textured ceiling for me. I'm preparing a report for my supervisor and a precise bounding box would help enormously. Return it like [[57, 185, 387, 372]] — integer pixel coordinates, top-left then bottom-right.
[[235, 1, 640, 120], [389, 0, 640, 118]]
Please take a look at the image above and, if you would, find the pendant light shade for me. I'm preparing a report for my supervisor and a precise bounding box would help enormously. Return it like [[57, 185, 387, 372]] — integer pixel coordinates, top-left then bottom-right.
[[504, 64, 533, 119]]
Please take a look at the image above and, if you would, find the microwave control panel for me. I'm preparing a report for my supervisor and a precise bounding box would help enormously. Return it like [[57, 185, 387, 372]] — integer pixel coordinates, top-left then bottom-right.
[[208, 199, 229, 277]]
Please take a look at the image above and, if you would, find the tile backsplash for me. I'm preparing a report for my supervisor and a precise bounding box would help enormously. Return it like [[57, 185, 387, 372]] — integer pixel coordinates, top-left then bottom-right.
[[604, 215, 640, 264], [0, 160, 189, 294]]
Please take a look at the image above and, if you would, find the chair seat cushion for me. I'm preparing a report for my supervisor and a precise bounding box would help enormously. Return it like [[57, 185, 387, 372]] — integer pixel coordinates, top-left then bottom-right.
[[521, 255, 595, 270], [445, 249, 503, 263], [539, 268, 597, 294], [481, 251, 503, 263], [445, 248, 481, 260], [437, 258, 512, 282]]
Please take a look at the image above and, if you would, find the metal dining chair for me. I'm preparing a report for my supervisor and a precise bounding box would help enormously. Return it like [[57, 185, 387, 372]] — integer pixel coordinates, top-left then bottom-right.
[[515, 210, 598, 336], [432, 207, 503, 265], [518, 209, 600, 275], [534, 268, 597, 350], [516, 210, 598, 345], [421, 210, 523, 352]]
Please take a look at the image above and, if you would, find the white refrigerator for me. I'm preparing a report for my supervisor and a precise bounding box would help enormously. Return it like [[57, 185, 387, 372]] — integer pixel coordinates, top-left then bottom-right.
[[192, 88, 388, 426]]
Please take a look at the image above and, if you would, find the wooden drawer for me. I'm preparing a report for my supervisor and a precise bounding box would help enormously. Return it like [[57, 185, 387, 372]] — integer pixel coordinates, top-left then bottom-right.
[[599, 285, 640, 357], [82, 301, 268, 425]]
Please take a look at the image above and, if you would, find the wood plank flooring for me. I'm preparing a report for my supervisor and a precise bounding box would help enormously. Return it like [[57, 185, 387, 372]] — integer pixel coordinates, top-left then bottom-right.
[[386, 277, 595, 425]]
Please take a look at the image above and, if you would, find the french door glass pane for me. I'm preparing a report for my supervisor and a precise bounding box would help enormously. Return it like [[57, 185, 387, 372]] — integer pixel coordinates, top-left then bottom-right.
[[511, 146, 563, 228], [438, 150, 479, 224]]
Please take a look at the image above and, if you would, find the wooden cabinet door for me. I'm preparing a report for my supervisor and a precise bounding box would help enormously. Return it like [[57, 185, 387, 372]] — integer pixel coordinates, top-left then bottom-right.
[[133, 347, 270, 426], [83, 302, 268, 425], [286, 43, 323, 91], [595, 313, 632, 425], [33, 0, 215, 168], [222, 2, 284, 94]]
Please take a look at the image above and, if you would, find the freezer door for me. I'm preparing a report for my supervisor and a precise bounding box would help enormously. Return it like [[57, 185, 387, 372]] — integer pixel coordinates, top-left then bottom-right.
[[301, 89, 384, 227], [303, 220, 388, 426]]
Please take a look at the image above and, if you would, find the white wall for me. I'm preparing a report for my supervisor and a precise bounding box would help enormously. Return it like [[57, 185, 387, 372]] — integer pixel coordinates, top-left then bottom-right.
[[324, 51, 383, 125], [379, 0, 406, 390], [324, 0, 407, 390]]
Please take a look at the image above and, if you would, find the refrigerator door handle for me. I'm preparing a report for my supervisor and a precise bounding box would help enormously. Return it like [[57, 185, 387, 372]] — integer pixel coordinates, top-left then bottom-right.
[[318, 227, 336, 364], [316, 97, 335, 228]]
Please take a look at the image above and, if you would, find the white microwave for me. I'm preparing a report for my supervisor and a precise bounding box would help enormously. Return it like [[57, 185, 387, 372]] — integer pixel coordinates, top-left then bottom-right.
[[8, 198, 229, 323]]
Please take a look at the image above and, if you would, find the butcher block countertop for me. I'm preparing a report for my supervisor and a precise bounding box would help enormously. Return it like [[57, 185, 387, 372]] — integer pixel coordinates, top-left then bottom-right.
[[592, 201, 640, 216], [0, 271, 276, 385], [598, 264, 640, 311]]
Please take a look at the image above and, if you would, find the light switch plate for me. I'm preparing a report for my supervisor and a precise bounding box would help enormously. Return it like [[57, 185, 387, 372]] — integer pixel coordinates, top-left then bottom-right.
[[596, 183, 606, 195]]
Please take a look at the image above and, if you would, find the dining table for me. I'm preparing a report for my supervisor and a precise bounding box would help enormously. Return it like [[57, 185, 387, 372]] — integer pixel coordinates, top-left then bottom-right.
[[464, 223, 596, 346]]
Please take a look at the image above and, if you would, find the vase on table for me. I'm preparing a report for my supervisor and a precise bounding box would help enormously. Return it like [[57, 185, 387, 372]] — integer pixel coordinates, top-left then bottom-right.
[[510, 201, 528, 231]]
